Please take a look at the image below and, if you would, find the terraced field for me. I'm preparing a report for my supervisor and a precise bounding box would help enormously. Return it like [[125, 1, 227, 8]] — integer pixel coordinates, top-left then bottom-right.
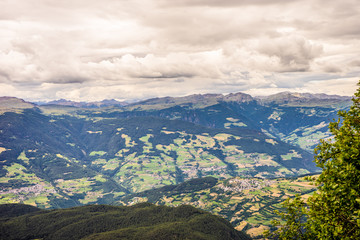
[[119, 176, 317, 238]]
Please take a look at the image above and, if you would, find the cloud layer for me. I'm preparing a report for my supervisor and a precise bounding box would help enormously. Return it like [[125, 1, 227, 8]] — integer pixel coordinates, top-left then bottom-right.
[[0, 0, 359, 101]]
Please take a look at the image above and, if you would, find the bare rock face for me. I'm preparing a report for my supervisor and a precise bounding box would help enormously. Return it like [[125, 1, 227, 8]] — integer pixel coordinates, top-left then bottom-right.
[[223, 92, 254, 103]]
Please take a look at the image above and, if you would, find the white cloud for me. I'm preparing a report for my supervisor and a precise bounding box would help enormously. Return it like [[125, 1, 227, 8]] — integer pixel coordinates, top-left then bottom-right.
[[0, 0, 359, 102], [257, 34, 324, 72]]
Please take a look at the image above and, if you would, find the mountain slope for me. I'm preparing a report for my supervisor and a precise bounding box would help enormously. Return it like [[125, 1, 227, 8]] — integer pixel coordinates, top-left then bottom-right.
[[0, 92, 351, 209], [0, 97, 35, 114], [118, 175, 317, 238], [77, 92, 350, 151], [0, 203, 250, 240], [0, 106, 317, 208]]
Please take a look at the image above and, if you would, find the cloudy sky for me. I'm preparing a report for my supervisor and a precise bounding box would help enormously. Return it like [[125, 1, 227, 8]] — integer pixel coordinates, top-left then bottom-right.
[[0, 0, 359, 102]]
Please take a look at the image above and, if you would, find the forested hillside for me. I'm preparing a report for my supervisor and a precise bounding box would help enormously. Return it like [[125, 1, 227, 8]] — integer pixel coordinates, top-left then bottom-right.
[[0, 203, 250, 240]]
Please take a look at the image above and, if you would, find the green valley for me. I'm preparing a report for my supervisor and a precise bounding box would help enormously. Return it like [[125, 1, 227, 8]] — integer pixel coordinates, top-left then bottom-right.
[[0, 92, 351, 238]]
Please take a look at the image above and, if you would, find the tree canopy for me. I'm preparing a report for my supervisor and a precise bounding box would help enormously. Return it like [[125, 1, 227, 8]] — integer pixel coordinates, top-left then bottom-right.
[[266, 82, 360, 239]]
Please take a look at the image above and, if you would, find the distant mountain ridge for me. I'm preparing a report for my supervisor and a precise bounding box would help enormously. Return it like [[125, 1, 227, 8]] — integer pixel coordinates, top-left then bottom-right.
[[129, 92, 255, 109], [256, 92, 351, 107], [259, 91, 350, 100], [35, 98, 129, 108], [1, 91, 351, 110]]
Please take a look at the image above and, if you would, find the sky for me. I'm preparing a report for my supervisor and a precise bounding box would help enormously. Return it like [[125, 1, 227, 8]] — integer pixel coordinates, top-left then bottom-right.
[[0, 0, 359, 102]]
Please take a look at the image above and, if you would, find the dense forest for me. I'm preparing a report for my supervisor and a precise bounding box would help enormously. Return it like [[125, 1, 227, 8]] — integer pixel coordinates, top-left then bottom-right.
[[0, 203, 250, 240]]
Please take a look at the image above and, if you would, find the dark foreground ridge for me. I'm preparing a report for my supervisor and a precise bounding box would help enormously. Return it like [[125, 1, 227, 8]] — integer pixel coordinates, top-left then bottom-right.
[[0, 203, 251, 240]]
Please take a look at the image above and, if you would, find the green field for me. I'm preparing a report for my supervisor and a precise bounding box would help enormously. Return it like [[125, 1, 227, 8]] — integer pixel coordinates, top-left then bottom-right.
[[119, 176, 317, 238]]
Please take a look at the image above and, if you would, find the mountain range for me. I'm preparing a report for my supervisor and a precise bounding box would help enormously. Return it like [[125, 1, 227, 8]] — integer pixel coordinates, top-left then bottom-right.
[[0, 91, 352, 237], [35, 98, 129, 108]]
